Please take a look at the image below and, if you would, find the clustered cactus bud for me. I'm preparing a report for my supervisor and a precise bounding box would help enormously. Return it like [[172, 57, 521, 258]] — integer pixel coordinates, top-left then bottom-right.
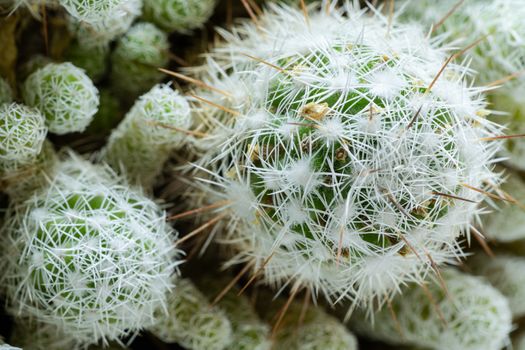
[[198, 278, 271, 350], [102, 83, 191, 187], [470, 254, 525, 318], [0, 102, 47, 175], [149, 278, 232, 350], [0, 155, 179, 346], [142, 0, 217, 33], [190, 2, 502, 309], [256, 291, 358, 350], [22, 62, 99, 134], [401, 0, 525, 170], [0, 76, 12, 104], [66, 0, 142, 48], [110, 22, 169, 98], [64, 41, 109, 83], [482, 172, 525, 242], [351, 269, 512, 350]]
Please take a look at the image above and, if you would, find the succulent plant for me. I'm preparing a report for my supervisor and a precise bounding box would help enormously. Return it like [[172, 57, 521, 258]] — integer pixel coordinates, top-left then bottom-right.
[[351, 269, 512, 350], [198, 278, 271, 350], [66, 0, 142, 48], [0, 102, 47, 175], [59, 0, 139, 26], [256, 291, 357, 350], [64, 41, 109, 82], [102, 83, 191, 187], [400, 0, 525, 170], [0, 154, 180, 346], [482, 172, 525, 242], [110, 22, 169, 99], [22, 62, 99, 134], [142, 0, 216, 33], [469, 253, 525, 318], [149, 278, 232, 350], [188, 1, 502, 310], [0, 76, 12, 104]]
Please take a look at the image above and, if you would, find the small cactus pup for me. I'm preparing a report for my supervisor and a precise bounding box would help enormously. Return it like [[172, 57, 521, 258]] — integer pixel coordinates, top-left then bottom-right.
[[0, 154, 180, 346], [149, 278, 233, 350], [0, 103, 48, 193], [102, 83, 191, 187], [22, 62, 99, 135], [65, 0, 142, 48], [469, 253, 525, 318], [400, 0, 525, 170], [189, 2, 502, 310], [64, 40, 110, 83], [350, 269, 512, 350], [481, 171, 525, 242], [142, 0, 217, 33], [110, 22, 169, 99], [0, 76, 12, 104], [197, 278, 271, 350], [255, 290, 358, 350]]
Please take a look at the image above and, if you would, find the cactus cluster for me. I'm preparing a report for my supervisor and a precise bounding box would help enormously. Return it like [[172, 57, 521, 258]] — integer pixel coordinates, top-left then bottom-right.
[[190, 2, 502, 309]]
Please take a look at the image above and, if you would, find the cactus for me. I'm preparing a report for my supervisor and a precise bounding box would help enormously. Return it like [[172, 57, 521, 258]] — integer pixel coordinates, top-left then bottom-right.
[[65, 0, 142, 48], [22, 62, 99, 134], [469, 253, 525, 318], [0, 76, 12, 104], [351, 269, 512, 350], [482, 172, 525, 242], [142, 0, 216, 33], [256, 291, 357, 350], [102, 83, 191, 187], [0, 154, 180, 346], [149, 278, 233, 350], [188, 1, 502, 309], [64, 41, 109, 82], [0, 103, 47, 176], [198, 278, 271, 350], [87, 89, 123, 134], [400, 0, 525, 170], [110, 22, 169, 99]]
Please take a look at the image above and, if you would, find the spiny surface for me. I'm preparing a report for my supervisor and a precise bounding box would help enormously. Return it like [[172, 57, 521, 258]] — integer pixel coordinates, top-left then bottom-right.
[[0, 155, 179, 347], [188, 1, 502, 309], [143, 0, 217, 33], [23, 62, 99, 134], [351, 269, 512, 350], [149, 278, 232, 350]]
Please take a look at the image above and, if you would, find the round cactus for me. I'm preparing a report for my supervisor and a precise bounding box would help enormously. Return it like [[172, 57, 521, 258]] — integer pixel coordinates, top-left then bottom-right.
[[0, 155, 180, 346], [256, 291, 357, 350], [142, 0, 216, 33], [22, 62, 99, 134], [0, 103, 47, 174], [64, 41, 109, 82], [59, 0, 138, 25], [482, 172, 525, 242], [198, 278, 271, 350], [189, 2, 502, 309], [0, 77, 12, 105], [110, 22, 169, 98], [470, 253, 525, 318], [66, 0, 142, 48], [351, 269, 512, 350], [401, 0, 525, 170], [149, 278, 232, 350], [102, 83, 191, 187]]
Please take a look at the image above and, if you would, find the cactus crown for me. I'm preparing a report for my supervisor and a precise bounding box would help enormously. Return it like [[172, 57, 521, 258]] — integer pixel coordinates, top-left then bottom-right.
[[143, 0, 217, 33], [1, 155, 179, 346], [22, 62, 99, 135], [0, 103, 47, 173], [190, 1, 502, 309]]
